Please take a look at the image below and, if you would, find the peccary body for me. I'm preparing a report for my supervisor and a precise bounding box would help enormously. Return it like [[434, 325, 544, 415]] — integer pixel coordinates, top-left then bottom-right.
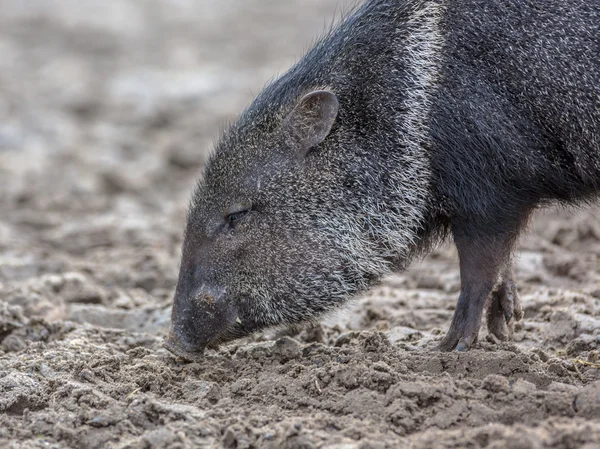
[[164, 0, 600, 360]]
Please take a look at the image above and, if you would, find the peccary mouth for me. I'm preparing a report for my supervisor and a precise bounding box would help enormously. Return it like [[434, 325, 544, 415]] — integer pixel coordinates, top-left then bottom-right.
[[162, 337, 206, 362]]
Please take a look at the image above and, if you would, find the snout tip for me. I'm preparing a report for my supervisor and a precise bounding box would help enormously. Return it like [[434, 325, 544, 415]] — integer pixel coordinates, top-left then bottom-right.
[[163, 336, 205, 362]]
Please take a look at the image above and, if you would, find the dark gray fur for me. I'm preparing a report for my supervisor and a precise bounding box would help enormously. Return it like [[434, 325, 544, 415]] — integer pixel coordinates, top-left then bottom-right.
[[164, 0, 600, 360]]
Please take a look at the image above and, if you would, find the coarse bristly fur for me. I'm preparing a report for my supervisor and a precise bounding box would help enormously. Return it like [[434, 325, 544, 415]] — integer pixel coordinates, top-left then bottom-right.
[[164, 0, 600, 360]]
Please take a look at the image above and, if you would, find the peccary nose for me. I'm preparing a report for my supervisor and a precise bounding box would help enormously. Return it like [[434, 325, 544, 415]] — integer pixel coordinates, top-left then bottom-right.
[[163, 329, 205, 362], [164, 285, 235, 361]]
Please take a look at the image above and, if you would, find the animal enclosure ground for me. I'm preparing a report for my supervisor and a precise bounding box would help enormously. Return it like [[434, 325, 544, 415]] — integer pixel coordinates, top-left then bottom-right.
[[1, 1, 600, 448]]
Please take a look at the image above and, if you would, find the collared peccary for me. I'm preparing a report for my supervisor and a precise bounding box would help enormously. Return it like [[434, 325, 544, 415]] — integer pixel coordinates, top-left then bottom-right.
[[163, 0, 600, 360]]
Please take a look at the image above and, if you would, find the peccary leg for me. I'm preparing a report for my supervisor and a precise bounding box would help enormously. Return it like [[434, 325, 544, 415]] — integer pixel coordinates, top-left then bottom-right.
[[486, 265, 523, 342], [439, 230, 515, 352]]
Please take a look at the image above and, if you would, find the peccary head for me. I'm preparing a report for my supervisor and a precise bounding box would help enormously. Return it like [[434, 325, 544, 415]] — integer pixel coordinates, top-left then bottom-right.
[[164, 89, 355, 360], [164, 86, 429, 360]]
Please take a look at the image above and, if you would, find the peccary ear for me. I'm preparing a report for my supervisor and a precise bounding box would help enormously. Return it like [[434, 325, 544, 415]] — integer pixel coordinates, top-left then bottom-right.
[[283, 90, 339, 155]]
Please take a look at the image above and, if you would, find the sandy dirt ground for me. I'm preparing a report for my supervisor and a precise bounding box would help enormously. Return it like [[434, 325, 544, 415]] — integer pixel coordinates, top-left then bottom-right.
[[1, 1, 600, 448]]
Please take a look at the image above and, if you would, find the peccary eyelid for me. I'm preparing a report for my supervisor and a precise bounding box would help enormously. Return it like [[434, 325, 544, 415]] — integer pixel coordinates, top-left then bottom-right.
[[226, 209, 249, 223], [224, 203, 252, 224]]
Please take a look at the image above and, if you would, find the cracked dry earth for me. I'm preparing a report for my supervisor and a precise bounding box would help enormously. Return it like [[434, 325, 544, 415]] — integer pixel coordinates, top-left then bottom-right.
[[1, 1, 600, 448]]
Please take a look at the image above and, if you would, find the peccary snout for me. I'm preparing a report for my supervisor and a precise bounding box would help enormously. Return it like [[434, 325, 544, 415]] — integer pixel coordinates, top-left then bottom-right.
[[164, 284, 237, 360]]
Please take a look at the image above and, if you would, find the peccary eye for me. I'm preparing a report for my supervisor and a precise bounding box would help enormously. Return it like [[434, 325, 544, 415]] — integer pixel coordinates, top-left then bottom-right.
[[225, 205, 251, 226], [227, 210, 249, 223]]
